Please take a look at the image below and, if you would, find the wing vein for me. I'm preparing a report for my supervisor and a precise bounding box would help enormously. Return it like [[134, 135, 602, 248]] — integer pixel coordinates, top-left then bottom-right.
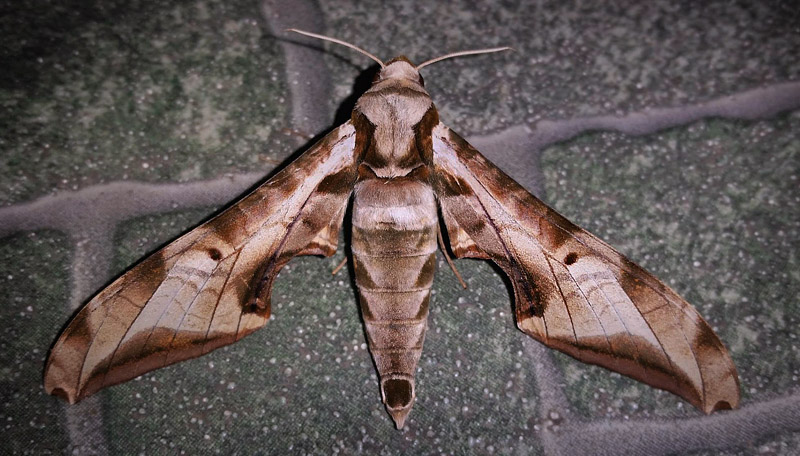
[[543, 254, 578, 345], [123, 269, 200, 381], [667, 295, 706, 400], [564, 262, 613, 355], [202, 249, 242, 354], [587, 271, 645, 371], [77, 276, 161, 395], [94, 292, 152, 390], [162, 264, 218, 364]]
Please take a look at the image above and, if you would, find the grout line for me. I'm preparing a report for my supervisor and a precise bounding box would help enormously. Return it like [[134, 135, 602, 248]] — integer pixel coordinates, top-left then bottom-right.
[[68, 229, 114, 310], [261, 0, 333, 136], [527, 81, 800, 150], [519, 338, 571, 456], [65, 397, 108, 456], [554, 391, 800, 455], [0, 173, 265, 238]]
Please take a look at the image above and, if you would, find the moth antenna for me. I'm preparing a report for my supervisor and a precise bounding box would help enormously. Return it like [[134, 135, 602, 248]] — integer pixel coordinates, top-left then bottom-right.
[[416, 47, 512, 70], [287, 28, 385, 68]]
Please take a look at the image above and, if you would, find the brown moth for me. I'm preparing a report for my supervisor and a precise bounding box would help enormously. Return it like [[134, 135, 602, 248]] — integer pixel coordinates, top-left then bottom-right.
[[44, 30, 740, 429]]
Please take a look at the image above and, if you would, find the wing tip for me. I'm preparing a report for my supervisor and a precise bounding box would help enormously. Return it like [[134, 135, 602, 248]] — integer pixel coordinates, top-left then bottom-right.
[[517, 316, 546, 338], [706, 399, 735, 414], [45, 385, 80, 404], [700, 386, 741, 414], [43, 360, 81, 404]]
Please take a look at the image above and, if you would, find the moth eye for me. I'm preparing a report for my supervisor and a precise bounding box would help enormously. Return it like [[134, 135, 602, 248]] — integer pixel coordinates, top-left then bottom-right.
[[207, 248, 222, 261], [564, 252, 578, 265]]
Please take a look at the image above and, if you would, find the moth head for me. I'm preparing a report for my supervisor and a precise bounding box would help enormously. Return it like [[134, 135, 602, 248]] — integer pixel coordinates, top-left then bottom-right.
[[379, 56, 425, 86]]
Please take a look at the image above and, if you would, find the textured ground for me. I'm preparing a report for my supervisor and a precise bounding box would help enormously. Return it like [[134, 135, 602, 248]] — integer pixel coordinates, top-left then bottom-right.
[[1, 0, 799, 454]]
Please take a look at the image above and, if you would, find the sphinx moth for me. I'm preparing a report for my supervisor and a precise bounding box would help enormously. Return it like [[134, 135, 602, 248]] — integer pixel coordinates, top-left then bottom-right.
[[44, 30, 740, 429]]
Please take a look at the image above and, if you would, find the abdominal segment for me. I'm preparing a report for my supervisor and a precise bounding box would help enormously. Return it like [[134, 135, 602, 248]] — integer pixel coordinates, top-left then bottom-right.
[[351, 179, 437, 428]]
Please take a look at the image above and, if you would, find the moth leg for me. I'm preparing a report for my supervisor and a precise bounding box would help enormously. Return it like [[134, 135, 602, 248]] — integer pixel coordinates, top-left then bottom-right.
[[437, 225, 467, 289], [331, 257, 347, 275]]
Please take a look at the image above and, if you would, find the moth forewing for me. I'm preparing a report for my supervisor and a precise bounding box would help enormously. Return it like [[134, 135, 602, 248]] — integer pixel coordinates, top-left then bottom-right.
[[431, 124, 740, 413], [44, 122, 359, 404], [45, 30, 739, 429]]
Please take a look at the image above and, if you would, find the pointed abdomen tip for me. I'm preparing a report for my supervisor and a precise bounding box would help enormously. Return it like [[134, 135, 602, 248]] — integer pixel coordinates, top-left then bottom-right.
[[389, 408, 410, 429], [382, 378, 415, 429]]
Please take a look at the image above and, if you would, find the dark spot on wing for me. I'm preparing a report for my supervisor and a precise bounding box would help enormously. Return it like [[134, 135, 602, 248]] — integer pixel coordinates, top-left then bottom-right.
[[207, 248, 222, 261], [243, 301, 258, 313], [536, 217, 574, 252], [243, 297, 269, 316], [564, 252, 578, 265], [692, 323, 722, 352]]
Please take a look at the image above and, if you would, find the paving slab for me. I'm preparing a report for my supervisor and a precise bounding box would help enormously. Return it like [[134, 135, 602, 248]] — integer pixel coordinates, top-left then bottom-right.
[[0, 231, 72, 454]]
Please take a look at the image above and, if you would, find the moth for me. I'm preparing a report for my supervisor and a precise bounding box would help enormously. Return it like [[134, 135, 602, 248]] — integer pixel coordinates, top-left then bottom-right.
[[44, 30, 740, 429]]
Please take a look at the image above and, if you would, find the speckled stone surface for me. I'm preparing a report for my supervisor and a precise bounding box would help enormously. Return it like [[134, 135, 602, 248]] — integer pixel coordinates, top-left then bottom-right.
[[1, 0, 799, 455]]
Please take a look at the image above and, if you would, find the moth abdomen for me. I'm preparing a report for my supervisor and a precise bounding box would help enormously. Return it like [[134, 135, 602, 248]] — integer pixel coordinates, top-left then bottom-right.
[[351, 178, 438, 428]]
